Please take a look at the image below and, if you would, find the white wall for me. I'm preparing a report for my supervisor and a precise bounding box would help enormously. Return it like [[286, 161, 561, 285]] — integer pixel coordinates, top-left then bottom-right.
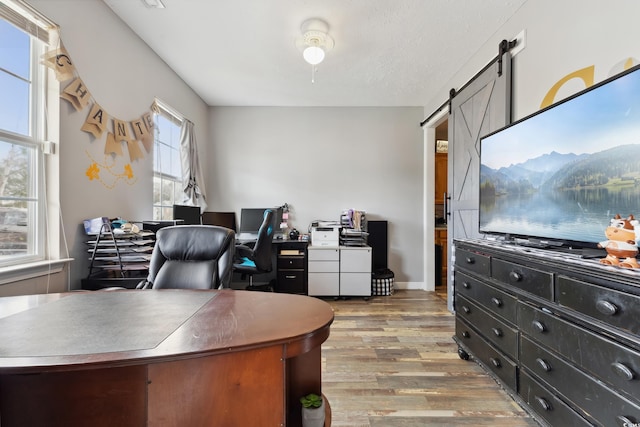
[[424, 0, 640, 122], [26, 0, 210, 290], [208, 107, 424, 286]]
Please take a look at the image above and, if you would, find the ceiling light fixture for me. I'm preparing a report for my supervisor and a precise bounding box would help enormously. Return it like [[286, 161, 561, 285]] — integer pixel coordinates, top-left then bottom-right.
[[296, 18, 334, 83], [141, 0, 165, 9]]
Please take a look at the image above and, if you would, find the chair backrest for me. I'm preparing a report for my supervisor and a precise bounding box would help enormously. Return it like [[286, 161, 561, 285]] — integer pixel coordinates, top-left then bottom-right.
[[146, 225, 235, 289], [201, 211, 237, 231], [251, 209, 275, 272]]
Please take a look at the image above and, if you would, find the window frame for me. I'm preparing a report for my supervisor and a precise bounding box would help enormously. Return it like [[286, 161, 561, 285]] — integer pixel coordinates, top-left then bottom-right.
[[152, 99, 184, 221], [0, 4, 51, 268]]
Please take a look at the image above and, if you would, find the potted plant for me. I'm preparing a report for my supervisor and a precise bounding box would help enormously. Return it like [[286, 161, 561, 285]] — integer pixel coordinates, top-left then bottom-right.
[[300, 393, 325, 427]]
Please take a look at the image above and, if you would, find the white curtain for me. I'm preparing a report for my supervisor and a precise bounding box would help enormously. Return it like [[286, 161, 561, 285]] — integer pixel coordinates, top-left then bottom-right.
[[180, 119, 207, 211]]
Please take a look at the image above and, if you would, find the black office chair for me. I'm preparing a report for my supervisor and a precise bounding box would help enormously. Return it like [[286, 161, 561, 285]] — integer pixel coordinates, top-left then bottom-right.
[[137, 225, 235, 290], [233, 209, 275, 291]]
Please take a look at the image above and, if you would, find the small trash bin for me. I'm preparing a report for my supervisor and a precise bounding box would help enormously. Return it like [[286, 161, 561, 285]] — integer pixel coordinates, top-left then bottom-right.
[[371, 269, 395, 296]]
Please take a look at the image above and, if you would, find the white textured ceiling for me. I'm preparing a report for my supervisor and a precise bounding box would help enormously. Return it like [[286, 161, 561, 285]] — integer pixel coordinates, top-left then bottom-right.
[[103, 0, 527, 107]]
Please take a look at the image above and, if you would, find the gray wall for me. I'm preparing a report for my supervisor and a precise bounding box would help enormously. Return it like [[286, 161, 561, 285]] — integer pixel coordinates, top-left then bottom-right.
[[207, 107, 424, 286]]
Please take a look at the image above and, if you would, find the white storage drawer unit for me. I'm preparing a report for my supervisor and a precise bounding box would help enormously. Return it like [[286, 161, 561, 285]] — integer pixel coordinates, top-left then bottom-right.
[[308, 246, 340, 296], [340, 246, 372, 297]]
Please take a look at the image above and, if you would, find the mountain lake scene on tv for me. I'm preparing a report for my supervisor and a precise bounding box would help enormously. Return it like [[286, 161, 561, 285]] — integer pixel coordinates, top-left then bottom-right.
[[480, 143, 640, 244]]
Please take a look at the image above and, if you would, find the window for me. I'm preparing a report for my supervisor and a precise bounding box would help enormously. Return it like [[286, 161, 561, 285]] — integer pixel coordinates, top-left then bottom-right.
[[152, 101, 183, 220], [0, 1, 56, 267]]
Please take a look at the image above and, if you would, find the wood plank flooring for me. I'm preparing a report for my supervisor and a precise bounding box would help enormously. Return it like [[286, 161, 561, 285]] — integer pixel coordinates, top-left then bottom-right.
[[321, 290, 539, 427]]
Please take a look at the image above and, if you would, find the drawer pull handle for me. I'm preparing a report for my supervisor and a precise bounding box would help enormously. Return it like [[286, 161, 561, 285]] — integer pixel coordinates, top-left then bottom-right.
[[462, 305, 471, 314], [463, 281, 471, 289], [611, 362, 635, 381], [491, 297, 503, 307], [285, 275, 296, 279], [491, 327, 503, 337], [465, 257, 475, 265], [615, 415, 637, 427], [534, 396, 552, 411], [490, 358, 501, 368], [596, 300, 618, 316], [461, 331, 470, 338], [509, 271, 522, 282], [536, 358, 552, 372], [532, 320, 546, 333]]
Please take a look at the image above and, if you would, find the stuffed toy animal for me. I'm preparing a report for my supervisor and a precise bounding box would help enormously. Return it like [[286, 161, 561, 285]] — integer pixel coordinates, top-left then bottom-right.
[[598, 214, 640, 269]]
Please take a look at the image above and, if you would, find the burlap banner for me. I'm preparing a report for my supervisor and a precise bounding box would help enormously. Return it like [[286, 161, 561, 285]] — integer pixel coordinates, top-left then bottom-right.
[[43, 42, 154, 164]]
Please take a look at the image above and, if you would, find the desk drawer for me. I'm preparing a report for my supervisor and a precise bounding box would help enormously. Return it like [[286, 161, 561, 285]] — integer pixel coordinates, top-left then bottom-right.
[[492, 258, 553, 300], [456, 295, 518, 360], [455, 248, 490, 276], [520, 336, 640, 426], [519, 302, 640, 403], [308, 261, 339, 273], [308, 248, 339, 261], [519, 371, 592, 427], [456, 271, 517, 324], [277, 271, 305, 294], [277, 256, 305, 270], [557, 275, 640, 336]]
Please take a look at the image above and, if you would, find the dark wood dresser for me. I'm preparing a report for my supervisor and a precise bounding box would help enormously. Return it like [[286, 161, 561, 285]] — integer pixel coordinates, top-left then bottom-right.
[[454, 238, 640, 427]]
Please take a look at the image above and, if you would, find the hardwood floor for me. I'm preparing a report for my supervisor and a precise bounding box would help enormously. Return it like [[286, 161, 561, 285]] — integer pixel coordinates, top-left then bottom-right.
[[321, 290, 539, 427]]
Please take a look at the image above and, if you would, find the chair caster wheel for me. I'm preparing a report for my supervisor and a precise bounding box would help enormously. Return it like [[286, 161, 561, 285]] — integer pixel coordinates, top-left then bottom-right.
[[458, 348, 469, 360]]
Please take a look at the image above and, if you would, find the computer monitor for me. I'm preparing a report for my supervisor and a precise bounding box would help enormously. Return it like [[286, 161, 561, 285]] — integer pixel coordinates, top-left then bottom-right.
[[173, 204, 201, 225], [201, 211, 237, 231], [239, 207, 283, 234]]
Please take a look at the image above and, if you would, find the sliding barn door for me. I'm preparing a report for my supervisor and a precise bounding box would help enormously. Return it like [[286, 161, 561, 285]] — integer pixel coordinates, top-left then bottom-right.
[[446, 52, 512, 312]]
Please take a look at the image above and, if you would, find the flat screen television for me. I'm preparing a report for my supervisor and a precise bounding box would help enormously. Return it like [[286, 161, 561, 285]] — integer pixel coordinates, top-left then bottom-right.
[[479, 64, 640, 250]]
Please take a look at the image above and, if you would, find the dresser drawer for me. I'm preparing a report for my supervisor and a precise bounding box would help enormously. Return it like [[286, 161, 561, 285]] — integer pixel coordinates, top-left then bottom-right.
[[456, 271, 517, 324], [520, 336, 640, 426], [557, 275, 640, 336], [492, 258, 553, 300], [519, 371, 592, 427], [519, 302, 640, 403], [277, 256, 305, 270], [455, 247, 490, 276], [455, 317, 517, 390], [456, 295, 518, 360]]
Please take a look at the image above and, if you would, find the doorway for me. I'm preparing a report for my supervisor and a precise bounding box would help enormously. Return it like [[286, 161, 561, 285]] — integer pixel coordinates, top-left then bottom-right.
[[434, 120, 448, 296]]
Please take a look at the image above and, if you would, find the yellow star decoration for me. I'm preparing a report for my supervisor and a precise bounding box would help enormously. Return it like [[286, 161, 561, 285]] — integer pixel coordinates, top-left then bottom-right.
[[85, 151, 138, 189], [86, 162, 100, 181]]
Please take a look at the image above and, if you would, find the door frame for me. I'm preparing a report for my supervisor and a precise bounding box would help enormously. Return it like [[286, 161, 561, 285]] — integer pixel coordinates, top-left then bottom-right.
[[422, 107, 448, 293]]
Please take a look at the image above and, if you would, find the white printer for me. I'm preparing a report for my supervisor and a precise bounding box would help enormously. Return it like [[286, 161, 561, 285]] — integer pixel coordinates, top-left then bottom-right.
[[310, 222, 340, 246]]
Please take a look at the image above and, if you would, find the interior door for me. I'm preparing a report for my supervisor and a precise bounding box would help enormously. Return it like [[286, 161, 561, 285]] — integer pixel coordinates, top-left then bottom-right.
[[446, 52, 512, 312]]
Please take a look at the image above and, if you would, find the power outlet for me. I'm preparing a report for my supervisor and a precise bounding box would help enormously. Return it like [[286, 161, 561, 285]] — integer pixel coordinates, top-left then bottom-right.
[[511, 30, 526, 57]]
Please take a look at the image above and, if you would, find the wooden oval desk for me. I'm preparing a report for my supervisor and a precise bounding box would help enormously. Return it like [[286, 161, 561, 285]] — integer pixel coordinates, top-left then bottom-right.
[[0, 289, 334, 426]]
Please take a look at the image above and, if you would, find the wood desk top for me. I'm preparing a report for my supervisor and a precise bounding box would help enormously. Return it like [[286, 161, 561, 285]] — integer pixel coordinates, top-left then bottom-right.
[[0, 289, 334, 373]]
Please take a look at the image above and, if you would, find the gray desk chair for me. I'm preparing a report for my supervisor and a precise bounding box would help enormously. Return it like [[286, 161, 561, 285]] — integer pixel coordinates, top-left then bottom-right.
[[233, 209, 275, 291], [138, 225, 235, 289]]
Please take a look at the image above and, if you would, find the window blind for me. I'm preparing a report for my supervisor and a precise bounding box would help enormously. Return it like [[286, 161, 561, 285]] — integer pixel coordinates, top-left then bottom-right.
[[0, 0, 57, 44]]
